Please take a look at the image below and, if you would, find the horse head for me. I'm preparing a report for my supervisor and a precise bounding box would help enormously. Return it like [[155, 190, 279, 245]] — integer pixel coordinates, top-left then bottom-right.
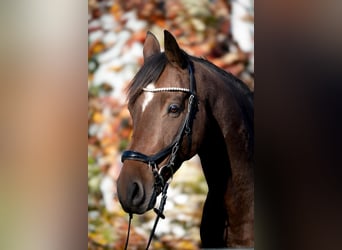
[[117, 31, 206, 214]]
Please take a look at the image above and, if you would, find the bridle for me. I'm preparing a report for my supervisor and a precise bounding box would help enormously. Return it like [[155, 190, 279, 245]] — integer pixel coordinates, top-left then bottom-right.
[[121, 60, 198, 249], [121, 60, 197, 195]]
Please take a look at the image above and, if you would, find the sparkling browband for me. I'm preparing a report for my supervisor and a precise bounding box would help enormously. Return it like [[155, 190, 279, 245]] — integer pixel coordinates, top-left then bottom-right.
[[142, 87, 191, 93]]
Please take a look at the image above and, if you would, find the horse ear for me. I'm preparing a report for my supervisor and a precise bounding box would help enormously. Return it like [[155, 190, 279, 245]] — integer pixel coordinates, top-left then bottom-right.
[[143, 31, 161, 61], [164, 30, 187, 68]]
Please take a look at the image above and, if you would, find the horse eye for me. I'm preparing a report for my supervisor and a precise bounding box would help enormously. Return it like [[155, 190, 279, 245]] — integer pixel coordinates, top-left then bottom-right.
[[168, 104, 180, 114]]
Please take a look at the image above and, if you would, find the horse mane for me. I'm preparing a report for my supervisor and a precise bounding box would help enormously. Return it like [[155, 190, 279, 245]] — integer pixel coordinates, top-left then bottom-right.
[[191, 56, 253, 101]]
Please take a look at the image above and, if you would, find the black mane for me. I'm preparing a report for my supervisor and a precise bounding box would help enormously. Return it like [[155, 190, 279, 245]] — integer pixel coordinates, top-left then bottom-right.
[[191, 56, 253, 101]]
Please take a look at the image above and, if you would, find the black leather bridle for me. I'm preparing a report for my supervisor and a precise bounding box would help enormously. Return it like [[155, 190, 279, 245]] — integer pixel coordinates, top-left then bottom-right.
[[121, 60, 198, 196]]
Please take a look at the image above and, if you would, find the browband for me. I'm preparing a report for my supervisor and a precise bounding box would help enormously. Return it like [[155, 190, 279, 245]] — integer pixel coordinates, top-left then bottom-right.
[[142, 87, 191, 93]]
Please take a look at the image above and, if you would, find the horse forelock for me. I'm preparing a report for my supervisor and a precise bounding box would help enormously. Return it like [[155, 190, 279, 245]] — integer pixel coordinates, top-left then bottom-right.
[[127, 53, 168, 105]]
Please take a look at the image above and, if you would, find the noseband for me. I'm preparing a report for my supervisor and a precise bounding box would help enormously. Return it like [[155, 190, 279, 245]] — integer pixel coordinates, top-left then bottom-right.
[[121, 61, 197, 194]]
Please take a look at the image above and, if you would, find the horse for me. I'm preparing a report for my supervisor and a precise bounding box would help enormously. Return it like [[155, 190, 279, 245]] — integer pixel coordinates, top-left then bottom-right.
[[117, 30, 254, 248]]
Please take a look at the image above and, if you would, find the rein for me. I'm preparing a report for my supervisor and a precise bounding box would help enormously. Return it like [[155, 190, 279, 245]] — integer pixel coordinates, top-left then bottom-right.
[[121, 60, 197, 249]]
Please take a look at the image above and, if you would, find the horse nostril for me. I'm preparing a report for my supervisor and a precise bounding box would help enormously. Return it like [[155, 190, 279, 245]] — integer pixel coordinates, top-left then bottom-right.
[[131, 182, 139, 198], [130, 182, 145, 206]]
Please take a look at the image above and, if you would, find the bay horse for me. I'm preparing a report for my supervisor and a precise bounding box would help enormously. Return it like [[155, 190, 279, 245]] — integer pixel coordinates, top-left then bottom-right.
[[117, 30, 254, 248]]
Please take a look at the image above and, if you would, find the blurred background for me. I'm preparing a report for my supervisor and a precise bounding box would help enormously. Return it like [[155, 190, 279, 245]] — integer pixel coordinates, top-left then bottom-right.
[[88, 0, 254, 249], [2, 1, 341, 249]]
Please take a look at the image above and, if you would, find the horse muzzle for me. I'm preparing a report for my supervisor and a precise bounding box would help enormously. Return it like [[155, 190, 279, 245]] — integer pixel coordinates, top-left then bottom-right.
[[117, 161, 157, 214]]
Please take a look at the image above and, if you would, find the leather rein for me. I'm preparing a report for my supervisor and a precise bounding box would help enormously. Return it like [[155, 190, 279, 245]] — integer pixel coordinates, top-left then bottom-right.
[[121, 60, 197, 249]]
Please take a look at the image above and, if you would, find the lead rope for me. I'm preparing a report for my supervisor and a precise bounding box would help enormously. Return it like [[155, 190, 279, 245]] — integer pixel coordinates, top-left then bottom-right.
[[124, 213, 133, 250]]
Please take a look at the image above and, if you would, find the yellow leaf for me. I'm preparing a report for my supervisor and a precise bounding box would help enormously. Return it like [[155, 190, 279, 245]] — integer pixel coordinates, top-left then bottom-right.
[[93, 112, 103, 123]]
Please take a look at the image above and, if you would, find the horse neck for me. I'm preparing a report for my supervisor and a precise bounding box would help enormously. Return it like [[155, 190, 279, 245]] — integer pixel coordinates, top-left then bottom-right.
[[195, 60, 254, 188], [198, 114, 231, 191]]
